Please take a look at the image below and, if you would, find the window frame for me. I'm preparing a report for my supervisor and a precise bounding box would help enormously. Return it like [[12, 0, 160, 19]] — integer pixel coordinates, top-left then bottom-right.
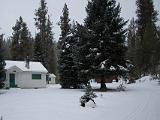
[[32, 74, 41, 80]]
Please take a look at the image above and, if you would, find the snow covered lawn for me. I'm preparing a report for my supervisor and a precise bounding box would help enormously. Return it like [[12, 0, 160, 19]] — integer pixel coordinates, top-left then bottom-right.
[[0, 77, 160, 120]]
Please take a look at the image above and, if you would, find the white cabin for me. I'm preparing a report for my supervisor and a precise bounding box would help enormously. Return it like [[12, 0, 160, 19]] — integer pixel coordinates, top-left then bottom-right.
[[5, 60, 48, 89]]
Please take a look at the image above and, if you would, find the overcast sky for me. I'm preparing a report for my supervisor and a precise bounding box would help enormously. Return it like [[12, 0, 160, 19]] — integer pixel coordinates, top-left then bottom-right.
[[0, 0, 159, 40]]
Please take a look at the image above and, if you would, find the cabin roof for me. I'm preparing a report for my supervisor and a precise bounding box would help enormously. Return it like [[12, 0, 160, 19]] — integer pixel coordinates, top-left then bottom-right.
[[5, 60, 48, 73]]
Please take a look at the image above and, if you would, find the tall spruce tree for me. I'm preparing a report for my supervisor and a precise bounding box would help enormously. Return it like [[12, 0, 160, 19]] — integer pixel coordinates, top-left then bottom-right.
[[19, 22, 33, 60], [11, 16, 23, 60], [0, 34, 6, 88], [75, 23, 94, 85], [46, 16, 57, 75], [127, 18, 139, 79], [84, 0, 127, 90], [136, 0, 159, 75], [58, 3, 71, 45], [3, 37, 12, 60], [34, 0, 48, 67], [58, 3, 79, 88], [11, 16, 33, 61], [34, 0, 55, 72]]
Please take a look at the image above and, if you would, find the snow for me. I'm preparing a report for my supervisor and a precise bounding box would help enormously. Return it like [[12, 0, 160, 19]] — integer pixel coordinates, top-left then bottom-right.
[[0, 77, 160, 120], [5, 60, 48, 73], [110, 66, 116, 71]]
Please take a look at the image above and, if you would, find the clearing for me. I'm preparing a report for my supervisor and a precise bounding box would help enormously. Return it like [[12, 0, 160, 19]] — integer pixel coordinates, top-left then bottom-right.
[[0, 76, 160, 120]]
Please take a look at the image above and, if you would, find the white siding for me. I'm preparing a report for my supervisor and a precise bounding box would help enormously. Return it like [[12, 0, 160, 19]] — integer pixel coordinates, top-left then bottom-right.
[[5, 68, 47, 89], [17, 72, 46, 89]]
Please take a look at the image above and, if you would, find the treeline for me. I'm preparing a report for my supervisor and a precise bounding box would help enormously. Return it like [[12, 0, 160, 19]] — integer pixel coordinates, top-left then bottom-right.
[[127, 0, 160, 80]]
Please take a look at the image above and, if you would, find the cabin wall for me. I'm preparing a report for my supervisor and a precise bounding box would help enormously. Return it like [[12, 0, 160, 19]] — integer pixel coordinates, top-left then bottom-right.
[[5, 68, 47, 89]]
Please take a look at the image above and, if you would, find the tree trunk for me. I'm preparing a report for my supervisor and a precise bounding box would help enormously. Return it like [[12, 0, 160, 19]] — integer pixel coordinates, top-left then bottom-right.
[[100, 77, 107, 90]]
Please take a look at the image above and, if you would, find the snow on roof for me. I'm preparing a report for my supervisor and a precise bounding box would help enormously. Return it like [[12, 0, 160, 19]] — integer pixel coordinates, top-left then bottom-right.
[[49, 74, 56, 78], [5, 60, 48, 73]]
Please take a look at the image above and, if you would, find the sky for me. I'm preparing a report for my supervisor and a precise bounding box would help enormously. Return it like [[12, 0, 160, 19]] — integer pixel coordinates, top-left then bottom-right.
[[0, 0, 160, 40]]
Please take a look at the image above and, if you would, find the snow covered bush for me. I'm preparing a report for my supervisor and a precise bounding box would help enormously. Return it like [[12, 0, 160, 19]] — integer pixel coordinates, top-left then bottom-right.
[[80, 83, 97, 107], [117, 81, 126, 91]]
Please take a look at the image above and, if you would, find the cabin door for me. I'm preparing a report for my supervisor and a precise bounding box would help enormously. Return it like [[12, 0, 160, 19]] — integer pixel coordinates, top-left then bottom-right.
[[9, 73, 16, 87]]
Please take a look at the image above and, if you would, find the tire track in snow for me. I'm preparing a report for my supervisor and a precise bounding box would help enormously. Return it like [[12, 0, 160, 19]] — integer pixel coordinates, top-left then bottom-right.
[[122, 85, 155, 120]]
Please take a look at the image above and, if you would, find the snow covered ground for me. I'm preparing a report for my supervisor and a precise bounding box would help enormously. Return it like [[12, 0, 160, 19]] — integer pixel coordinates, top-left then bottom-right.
[[0, 76, 160, 120]]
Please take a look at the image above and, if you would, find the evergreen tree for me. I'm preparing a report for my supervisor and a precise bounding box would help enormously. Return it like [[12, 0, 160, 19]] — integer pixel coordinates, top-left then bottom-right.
[[58, 32, 79, 88], [136, 0, 159, 75], [58, 3, 79, 88], [84, 0, 127, 90], [34, 0, 55, 73], [11, 16, 23, 60], [11, 16, 33, 61], [127, 18, 139, 79], [75, 23, 94, 85], [19, 22, 33, 60], [3, 37, 12, 60], [58, 3, 71, 45], [80, 83, 97, 107], [34, 0, 48, 67], [0, 34, 6, 89], [34, 33, 44, 62], [46, 15, 57, 75]]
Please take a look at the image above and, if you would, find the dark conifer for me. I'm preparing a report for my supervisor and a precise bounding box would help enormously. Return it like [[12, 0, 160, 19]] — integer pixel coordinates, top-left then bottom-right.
[[11, 16, 33, 61], [136, 0, 159, 75], [84, 0, 128, 90], [0, 34, 6, 88], [58, 3, 79, 88], [34, 0, 56, 73]]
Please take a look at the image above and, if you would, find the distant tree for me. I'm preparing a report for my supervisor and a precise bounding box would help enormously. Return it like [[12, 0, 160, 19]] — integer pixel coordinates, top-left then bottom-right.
[[127, 18, 139, 80], [46, 15, 57, 75], [19, 22, 33, 60], [0, 34, 6, 89], [34, 33, 44, 62], [11, 16, 33, 61], [84, 0, 128, 90], [11, 16, 23, 60], [136, 0, 159, 75], [3, 37, 12, 60]]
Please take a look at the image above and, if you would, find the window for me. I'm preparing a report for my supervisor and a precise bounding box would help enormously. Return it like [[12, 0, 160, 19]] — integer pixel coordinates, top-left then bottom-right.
[[32, 74, 41, 80]]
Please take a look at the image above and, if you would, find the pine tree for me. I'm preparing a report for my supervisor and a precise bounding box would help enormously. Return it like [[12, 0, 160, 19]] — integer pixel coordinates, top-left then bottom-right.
[[58, 33, 79, 88], [127, 18, 139, 79], [19, 22, 33, 60], [75, 23, 94, 85], [58, 3, 71, 45], [58, 3, 79, 88], [0, 34, 6, 89], [80, 83, 97, 107], [34, 0, 48, 67], [11, 16, 23, 60], [34, 0, 55, 73], [11, 16, 33, 61], [136, 0, 159, 75], [46, 15, 57, 75], [34, 33, 44, 62], [3, 37, 12, 60], [84, 0, 127, 90]]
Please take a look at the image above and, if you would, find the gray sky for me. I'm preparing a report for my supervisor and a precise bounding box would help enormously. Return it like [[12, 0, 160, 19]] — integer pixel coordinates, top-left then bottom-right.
[[0, 0, 159, 40]]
